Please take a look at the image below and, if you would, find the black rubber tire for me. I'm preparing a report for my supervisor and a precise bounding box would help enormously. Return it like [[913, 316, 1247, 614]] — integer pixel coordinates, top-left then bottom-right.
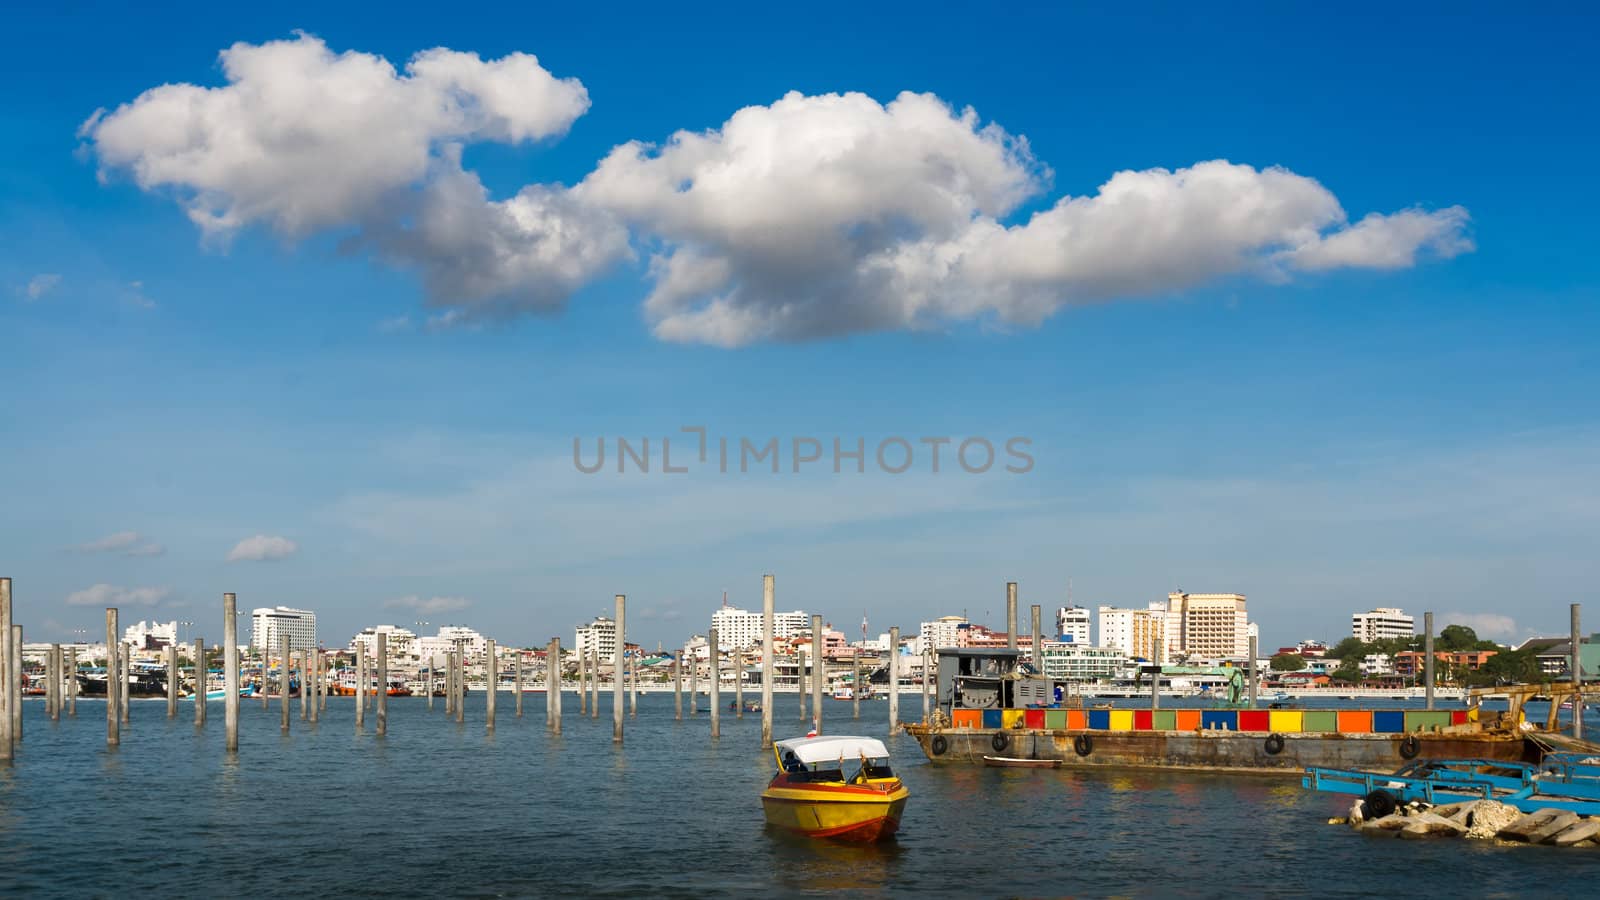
[[1363, 789, 1398, 819], [1264, 733, 1286, 755], [1399, 735, 1421, 759], [1073, 734, 1093, 757], [991, 731, 1010, 753], [930, 734, 949, 756]]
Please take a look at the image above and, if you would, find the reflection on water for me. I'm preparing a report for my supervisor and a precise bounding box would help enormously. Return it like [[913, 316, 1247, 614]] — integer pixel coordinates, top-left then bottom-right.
[[1, 696, 1599, 897]]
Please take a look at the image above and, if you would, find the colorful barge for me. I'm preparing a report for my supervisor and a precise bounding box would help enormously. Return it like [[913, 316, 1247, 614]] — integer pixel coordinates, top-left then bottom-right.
[[905, 649, 1536, 773]]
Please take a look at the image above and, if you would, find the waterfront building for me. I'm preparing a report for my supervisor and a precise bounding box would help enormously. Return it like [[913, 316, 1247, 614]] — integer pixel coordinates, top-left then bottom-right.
[[122, 619, 177, 650], [919, 615, 968, 650], [709, 605, 810, 648], [1392, 649, 1499, 678], [576, 616, 617, 661], [1166, 592, 1249, 661], [417, 625, 488, 661], [1097, 603, 1169, 663], [1351, 607, 1415, 642], [349, 625, 417, 658], [1055, 606, 1091, 643], [1039, 641, 1125, 681], [250, 606, 317, 652]]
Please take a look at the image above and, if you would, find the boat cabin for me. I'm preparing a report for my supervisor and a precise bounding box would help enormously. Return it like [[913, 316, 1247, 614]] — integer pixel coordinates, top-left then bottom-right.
[[772, 736, 895, 784], [935, 648, 1059, 716]]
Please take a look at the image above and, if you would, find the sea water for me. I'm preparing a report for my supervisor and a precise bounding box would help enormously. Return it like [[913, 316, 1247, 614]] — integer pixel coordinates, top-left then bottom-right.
[[1, 695, 1596, 897]]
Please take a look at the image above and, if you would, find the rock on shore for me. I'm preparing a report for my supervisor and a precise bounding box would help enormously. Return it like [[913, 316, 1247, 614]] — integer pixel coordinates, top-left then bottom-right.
[[1344, 797, 1598, 846]]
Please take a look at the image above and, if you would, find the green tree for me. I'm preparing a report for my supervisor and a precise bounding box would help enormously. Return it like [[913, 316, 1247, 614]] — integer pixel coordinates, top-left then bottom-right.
[[1328, 637, 1367, 661], [1330, 661, 1362, 683], [1269, 652, 1307, 672], [1438, 624, 1480, 651]]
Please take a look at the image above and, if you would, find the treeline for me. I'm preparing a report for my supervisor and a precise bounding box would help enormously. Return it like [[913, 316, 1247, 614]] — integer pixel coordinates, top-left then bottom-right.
[[1315, 624, 1543, 686]]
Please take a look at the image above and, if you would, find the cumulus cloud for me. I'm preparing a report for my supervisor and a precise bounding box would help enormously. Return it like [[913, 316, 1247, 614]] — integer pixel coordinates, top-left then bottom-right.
[[76, 530, 164, 556], [85, 39, 1473, 345], [584, 93, 1472, 345], [82, 33, 616, 319], [227, 534, 298, 562], [65, 583, 172, 607], [1442, 612, 1519, 642], [384, 594, 471, 614], [25, 273, 61, 300]]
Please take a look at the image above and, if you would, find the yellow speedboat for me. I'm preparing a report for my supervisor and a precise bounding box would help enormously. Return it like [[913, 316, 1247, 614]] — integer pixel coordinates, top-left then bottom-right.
[[761, 736, 909, 842]]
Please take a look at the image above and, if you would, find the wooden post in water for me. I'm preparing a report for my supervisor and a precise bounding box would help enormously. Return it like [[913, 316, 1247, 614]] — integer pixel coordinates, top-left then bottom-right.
[[167, 642, 178, 718], [1006, 582, 1018, 650], [811, 614, 824, 735], [279, 635, 291, 732], [709, 627, 721, 739], [688, 645, 698, 717], [0, 577, 10, 761], [514, 651, 523, 717], [193, 639, 204, 725], [1031, 604, 1043, 671], [734, 648, 744, 719], [223, 593, 239, 753], [673, 659, 682, 720], [887, 627, 901, 732], [761, 574, 774, 749], [550, 638, 562, 734], [796, 646, 806, 722], [376, 633, 388, 737], [1424, 611, 1435, 711], [1573, 603, 1585, 740], [105, 607, 119, 747], [612, 594, 625, 744], [484, 639, 496, 732], [1247, 633, 1259, 709], [852, 652, 861, 720], [355, 646, 366, 731]]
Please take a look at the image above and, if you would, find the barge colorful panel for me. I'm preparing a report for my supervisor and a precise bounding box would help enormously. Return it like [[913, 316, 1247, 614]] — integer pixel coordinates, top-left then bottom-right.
[[941, 708, 1483, 735]]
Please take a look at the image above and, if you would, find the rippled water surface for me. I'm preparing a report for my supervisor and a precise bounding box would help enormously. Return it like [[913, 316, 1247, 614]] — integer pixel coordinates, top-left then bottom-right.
[[2, 695, 1597, 898]]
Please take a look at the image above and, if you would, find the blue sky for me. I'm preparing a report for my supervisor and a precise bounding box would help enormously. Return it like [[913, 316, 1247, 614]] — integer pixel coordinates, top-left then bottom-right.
[[2, 3, 1597, 651]]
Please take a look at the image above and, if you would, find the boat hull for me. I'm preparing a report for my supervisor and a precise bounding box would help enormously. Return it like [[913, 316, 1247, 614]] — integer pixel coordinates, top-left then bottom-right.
[[906, 725, 1537, 773], [761, 783, 908, 842]]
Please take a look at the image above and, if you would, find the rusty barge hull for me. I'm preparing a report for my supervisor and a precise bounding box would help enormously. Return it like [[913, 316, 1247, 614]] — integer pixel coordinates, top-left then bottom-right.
[[905, 726, 1537, 774]]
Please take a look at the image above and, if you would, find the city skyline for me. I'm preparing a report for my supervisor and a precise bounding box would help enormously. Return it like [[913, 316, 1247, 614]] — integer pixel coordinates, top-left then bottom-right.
[[3, 6, 1596, 653]]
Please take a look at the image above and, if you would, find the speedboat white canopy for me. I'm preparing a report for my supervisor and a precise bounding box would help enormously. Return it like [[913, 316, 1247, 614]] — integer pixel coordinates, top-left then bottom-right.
[[776, 736, 891, 765]]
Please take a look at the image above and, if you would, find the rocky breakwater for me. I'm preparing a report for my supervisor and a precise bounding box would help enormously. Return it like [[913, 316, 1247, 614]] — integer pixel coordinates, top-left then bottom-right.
[[1332, 796, 1600, 847]]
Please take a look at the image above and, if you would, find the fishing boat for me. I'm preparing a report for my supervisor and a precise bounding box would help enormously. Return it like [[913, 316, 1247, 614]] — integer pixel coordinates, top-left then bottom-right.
[[760, 736, 909, 842]]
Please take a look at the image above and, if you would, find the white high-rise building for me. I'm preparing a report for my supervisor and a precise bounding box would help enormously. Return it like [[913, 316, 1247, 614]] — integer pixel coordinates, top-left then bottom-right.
[[576, 616, 618, 660], [709, 606, 811, 648], [919, 615, 969, 651], [1167, 592, 1249, 661], [1097, 604, 1169, 663], [416, 625, 488, 662], [1040, 641, 1126, 680], [1055, 606, 1091, 644], [349, 625, 418, 658], [251, 606, 317, 652], [123, 620, 177, 649], [1352, 608, 1415, 642]]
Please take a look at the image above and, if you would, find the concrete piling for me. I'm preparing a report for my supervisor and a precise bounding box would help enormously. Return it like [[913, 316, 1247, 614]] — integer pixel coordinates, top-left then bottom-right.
[[119, 642, 130, 725], [761, 574, 774, 749], [673, 658, 682, 720], [309, 651, 319, 724], [223, 593, 239, 753], [734, 647, 744, 719], [300, 652, 309, 721], [1572, 603, 1584, 740], [355, 647, 366, 731], [456, 646, 465, 724], [888, 626, 900, 732], [689, 646, 698, 717], [852, 652, 861, 720], [921, 650, 930, 722], [796, 646, 806, 722], [484, 639, 496, 732], [577, 645, 587, 716], [11, 624, 22, 740], [1248, 634, 1259, 708], [68, 646, 78, 717], [1006, 582, 1018, 651], [261, 651, 269, 709], [709, 627, 721, 739], [811, 614, 824, 735], [0, 577, 10, 761], [442, 650, 452, 717], [613, 594, 625, 744], [589, 648, 598, 719], [550, 638, 562, 734], [1031, 604, 1042, 671], [44, 645, 56, 721], [106, 607, 119, 747], [427, 655, 435, 712], [377, 633, 388, 737], [1424, 611, 1435, 711], [514, 650, 523, 717], [166, 642, 177, 718], [280, 636, 291, 732], [193, 639, 205, 725]]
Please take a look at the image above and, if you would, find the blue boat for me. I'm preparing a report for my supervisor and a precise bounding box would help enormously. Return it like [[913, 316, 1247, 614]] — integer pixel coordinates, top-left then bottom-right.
[[1302, 753, 1600, 815]]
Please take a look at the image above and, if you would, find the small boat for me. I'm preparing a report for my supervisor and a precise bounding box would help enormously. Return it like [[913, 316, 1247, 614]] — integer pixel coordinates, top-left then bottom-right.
[[982, 756, 1062, 768], [730, 700, 761, 712], [761, 736, 908, 842]]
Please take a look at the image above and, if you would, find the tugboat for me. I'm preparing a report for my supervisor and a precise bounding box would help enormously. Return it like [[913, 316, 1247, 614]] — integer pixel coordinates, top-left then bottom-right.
[[760, 735, 908, 842]]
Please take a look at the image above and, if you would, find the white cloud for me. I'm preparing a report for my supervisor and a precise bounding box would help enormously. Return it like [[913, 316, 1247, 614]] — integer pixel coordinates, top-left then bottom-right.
[[87, 41, 1473, 345], [65, 583, 172, 607], [76, 530, 164, 556], [384, 594, 472, 614], [227, 534, 298, 562], [1440, 612, 1518, 642], [25, 273, 61, 300]]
